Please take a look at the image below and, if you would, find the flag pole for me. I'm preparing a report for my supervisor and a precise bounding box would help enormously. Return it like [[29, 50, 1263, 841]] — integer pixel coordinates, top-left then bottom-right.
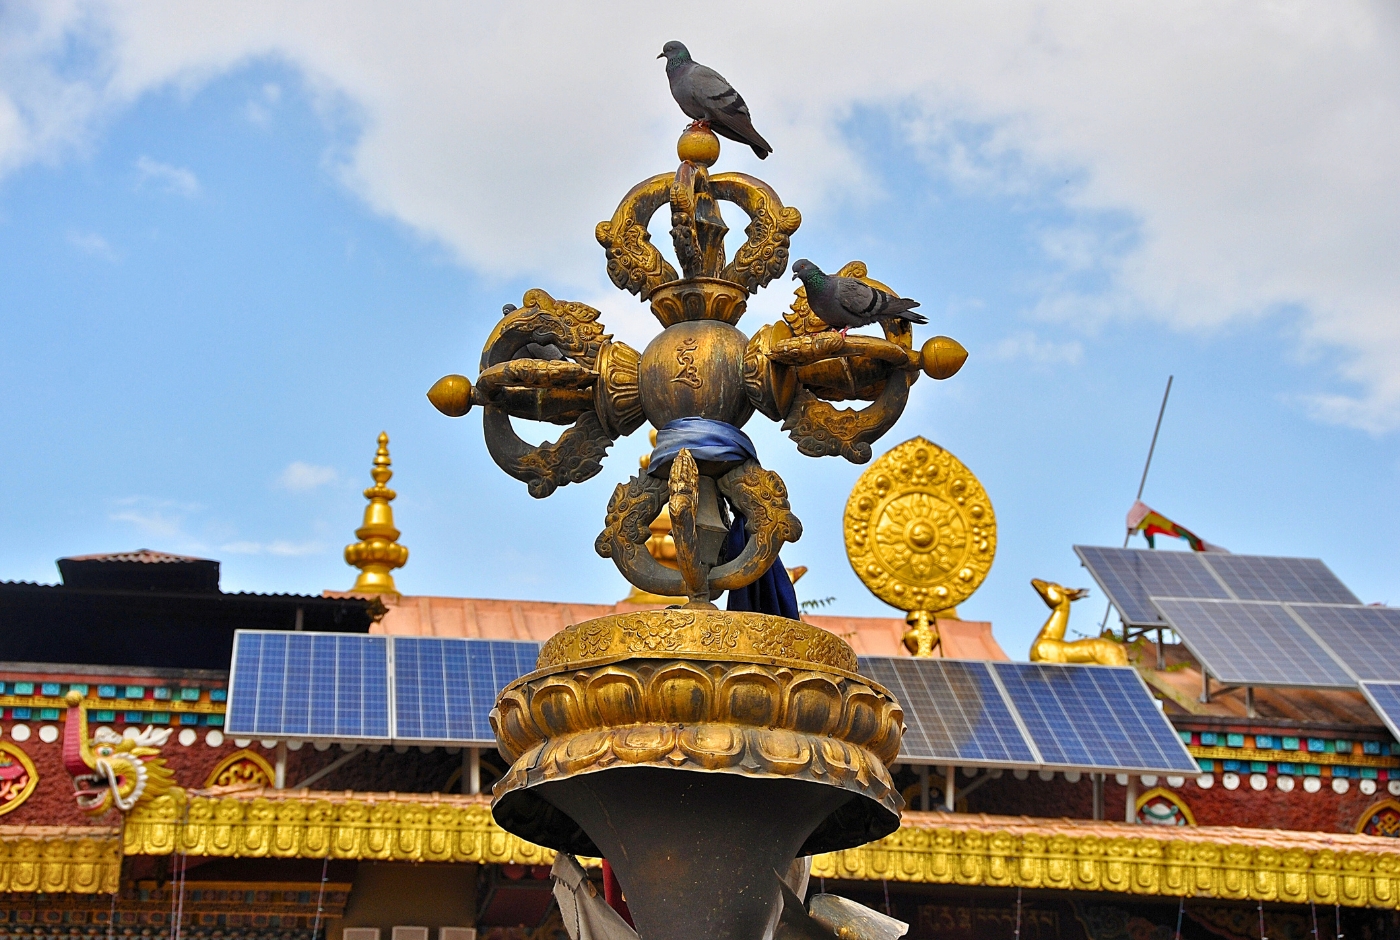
[[1099, 376, 1174, 642], [1128, 375, 1174, 544]]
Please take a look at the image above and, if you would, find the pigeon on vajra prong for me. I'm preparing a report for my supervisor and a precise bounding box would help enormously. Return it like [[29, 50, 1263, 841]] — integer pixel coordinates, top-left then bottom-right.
[[791, 259, 927, 337], [659, 41, 772, 160]]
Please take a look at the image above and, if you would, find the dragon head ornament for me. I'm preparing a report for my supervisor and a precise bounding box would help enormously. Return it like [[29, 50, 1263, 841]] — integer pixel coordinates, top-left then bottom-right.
[[63, 691, 179, 815]]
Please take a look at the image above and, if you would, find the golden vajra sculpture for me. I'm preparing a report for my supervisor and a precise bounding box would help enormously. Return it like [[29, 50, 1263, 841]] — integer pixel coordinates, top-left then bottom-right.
[[1028, 578, 1128, 666], [429, 126, 965, 609], [844, 437, 997, 655], [428, 123, 966, 940]]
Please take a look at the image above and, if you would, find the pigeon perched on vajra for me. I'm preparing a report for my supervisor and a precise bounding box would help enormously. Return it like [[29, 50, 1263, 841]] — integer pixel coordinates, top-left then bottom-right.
[[659, 41, 772, 160], [791, 259, 927, 336]]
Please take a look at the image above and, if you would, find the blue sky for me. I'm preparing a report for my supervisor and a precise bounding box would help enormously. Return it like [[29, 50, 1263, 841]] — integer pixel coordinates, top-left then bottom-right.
[[1, 4, 1396, 657]]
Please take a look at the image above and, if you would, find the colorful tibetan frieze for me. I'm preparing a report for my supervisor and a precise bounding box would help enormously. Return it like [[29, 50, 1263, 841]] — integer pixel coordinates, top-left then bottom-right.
[[0, 742, 37, 816]]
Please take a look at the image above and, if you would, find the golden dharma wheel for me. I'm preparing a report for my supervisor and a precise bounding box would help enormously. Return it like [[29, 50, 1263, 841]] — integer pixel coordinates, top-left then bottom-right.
[[844, 436, 996, 614]]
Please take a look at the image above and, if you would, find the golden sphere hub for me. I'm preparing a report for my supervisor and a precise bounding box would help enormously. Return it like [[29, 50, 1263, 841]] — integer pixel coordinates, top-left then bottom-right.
[[905, 519, 937, 550]]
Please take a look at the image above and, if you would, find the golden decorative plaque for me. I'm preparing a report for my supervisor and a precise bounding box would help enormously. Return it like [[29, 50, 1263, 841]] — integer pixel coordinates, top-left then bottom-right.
[[844, 436, 996, 614]]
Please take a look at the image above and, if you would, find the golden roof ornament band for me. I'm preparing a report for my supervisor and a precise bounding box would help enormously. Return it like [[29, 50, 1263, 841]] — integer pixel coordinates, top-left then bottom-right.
[[845, 437, 997, 655], [344, 431, 408, 595]]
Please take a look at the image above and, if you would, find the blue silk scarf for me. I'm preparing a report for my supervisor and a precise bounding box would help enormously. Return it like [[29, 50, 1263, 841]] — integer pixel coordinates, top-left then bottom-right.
[[646, 418, 800, 621]]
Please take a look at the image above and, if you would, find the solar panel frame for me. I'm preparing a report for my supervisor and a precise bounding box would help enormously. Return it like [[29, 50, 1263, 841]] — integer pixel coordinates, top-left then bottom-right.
[[990, 662, 1199, 774], [226, 630, 393, 742], [390, 637, 541, 745], [1150, 598, 1356, 689], [1201, 555, 1360, 605], [1359, 682, 1400, 742], [1074, 546, 1230, 626], [1286, 604, 1400, 683], [857, 657, 1041, 768]]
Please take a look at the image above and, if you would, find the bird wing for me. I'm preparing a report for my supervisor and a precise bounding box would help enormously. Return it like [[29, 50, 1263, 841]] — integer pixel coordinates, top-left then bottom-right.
[[833, 276, 882, 323], [687, 64, 772, 156], [685, 64, 745, 117]]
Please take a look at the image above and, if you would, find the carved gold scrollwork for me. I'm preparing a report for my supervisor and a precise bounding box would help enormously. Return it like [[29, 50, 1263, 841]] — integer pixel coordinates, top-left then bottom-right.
[[710, 173, 802, 294], [711, 460, 802, 590], [595, 459, 801, 598], [667, 448, 708, 601], [479, 290, 631, 498], [596, 168, 800, 315], [743, 320, 798, 420], [593, 340, 644, 438], [596, 175, 677, 298], [670, 163, 728, 279]]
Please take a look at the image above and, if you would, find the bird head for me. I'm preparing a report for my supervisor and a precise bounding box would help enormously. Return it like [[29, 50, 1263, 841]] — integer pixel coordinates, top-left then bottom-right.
[[791, 259, 819, 282], [659, 41, 690, 64]]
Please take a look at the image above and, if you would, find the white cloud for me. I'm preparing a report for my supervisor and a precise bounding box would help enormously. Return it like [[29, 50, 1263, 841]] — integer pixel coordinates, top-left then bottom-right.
[[3, 2, 1398, 428], [991, 331, 1084, 367], [278, 460, 339, 491], [268, 540, 322, 556], [67, 230, 115, 259], [134, 155, 199, 196], [108, 496, 201, 540], [110, 509, 183, 538]]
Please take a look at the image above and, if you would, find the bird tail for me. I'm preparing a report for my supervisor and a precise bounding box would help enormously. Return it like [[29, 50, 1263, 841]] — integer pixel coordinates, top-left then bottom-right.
[[881, 299, 927, 325]]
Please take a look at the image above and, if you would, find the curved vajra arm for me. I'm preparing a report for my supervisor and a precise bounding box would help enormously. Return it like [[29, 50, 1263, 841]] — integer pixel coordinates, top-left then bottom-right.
[[708, 460, 802, 591], [476, 360, 598, 396], [594, 459, 803, 602], [765, 332, 915, 369], [477, 291, 622, 498], [667, 448, 710, 602]]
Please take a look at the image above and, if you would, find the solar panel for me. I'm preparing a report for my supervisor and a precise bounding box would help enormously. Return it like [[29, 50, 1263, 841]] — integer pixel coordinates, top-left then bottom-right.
[[1150, 598, 1355, 688], [226, 631, 391, 740], [990, 662, 1199, 774], [392, 637, 540, 744], [1202, 555, 1359, 605], [858, 657, 1038, 766], [1359, 682, 1400, 741], [1075, 546, 1229, 626], [1288, 605, 1400, 682]]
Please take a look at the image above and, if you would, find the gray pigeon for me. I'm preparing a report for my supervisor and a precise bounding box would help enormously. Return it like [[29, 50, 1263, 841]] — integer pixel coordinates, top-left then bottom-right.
[[659, 41, 772, 160], [791, 259, 927, 335]]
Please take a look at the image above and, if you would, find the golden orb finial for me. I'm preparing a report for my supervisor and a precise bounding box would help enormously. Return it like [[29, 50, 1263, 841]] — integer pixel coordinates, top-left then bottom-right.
[[345, 431, 409, 595], [677, 126, 720, 167], [428, 374, 473, 417]]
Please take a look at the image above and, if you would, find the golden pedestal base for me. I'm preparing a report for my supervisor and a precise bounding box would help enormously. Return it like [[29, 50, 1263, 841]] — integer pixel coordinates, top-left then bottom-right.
[[489, 610, 905, 858]]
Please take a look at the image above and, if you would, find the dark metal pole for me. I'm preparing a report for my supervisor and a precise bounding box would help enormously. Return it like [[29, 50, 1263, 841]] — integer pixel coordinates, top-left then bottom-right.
[[1100, 376, 1174, 639]]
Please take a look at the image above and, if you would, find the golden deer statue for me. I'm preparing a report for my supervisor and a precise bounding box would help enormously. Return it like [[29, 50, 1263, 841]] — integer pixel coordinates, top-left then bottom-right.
[[1028, 579, 1128, 666]]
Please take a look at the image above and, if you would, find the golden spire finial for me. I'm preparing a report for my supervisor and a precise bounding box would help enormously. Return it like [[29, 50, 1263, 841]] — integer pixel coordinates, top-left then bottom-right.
[[345, 431, 408, 595]]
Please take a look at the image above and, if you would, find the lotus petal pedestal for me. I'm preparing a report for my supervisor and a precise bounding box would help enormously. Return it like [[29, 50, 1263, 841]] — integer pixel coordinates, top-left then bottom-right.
[[490, 610, 905, 940]]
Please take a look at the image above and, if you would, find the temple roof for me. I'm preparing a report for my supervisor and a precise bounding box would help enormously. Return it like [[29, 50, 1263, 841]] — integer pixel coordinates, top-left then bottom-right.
[[328, 591, 1009, 660], [0, 581, 381, 671], [58, 549, 221, 593]]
